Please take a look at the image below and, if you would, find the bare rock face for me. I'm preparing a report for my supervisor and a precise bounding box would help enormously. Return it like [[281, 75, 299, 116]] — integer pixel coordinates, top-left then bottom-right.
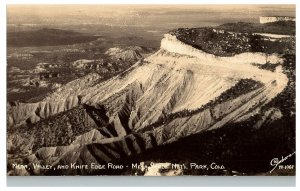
[[7, 31, 289, 175]]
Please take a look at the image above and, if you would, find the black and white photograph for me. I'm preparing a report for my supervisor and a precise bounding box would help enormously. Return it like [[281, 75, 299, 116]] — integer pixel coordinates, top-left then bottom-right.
[[6, 4, 296, 176]]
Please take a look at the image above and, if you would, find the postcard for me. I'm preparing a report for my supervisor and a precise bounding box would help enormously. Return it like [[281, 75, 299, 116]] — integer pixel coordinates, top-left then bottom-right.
[[7, 4, 296, 176]]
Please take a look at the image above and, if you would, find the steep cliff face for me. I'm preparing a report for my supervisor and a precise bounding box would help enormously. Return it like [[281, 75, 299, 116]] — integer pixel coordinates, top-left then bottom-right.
[[7, 31, 289, 175], [160, 34, 283, 65]]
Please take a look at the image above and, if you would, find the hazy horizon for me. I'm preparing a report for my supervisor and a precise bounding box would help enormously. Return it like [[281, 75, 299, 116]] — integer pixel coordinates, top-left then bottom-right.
[[8, 4, 295, 27]]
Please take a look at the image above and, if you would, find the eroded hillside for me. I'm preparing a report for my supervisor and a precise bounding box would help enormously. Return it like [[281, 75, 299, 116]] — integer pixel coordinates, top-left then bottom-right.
[[7, 25, 295, 176]]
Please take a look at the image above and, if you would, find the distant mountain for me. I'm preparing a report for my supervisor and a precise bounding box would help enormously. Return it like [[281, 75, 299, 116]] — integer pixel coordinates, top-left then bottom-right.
[[7, 28, 99, 47], [105, 46, 154, 62]]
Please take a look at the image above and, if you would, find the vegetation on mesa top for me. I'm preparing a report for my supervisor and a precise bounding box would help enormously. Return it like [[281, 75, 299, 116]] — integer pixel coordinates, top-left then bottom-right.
[[7, 28, 99, 47], [217, 21, 295, 35], [170, 21, 295, 56]]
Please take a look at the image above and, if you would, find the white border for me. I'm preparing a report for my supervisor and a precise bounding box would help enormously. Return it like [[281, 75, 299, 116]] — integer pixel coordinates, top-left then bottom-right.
[[1, 0, 299, 4]]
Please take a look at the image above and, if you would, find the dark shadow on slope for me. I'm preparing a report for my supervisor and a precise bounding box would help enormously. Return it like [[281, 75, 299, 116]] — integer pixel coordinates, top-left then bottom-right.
[[83, 104, 115, 137], [110, 113, 295, 175], [139, 78, 263, 133]]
